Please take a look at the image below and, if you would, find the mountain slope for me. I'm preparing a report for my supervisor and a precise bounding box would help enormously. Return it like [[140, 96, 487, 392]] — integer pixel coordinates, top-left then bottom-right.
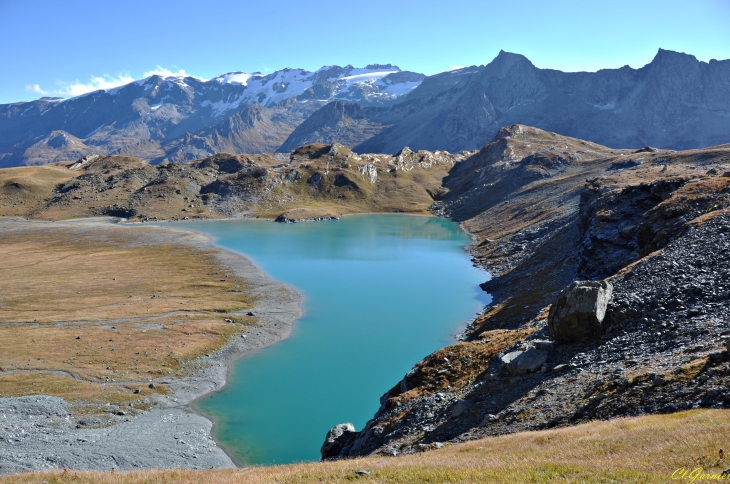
[[323, 127, 730, 460], [278, 101, 388, 152]]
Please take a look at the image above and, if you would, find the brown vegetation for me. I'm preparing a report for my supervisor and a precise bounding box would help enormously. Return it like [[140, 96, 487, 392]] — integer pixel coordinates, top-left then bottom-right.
[[0, 165, 75, 217], [0, 222, 254, 418]]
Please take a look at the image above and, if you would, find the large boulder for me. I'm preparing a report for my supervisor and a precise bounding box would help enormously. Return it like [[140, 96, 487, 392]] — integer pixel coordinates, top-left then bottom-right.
[[321, 423, 357, 460], [500, 348, 548, 374], [548, 280, 613, 343]]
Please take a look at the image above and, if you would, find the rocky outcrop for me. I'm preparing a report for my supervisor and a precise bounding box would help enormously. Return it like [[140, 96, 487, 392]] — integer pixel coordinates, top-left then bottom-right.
[[548, 280, 613, 343], [274, 207, 341, 223], [69, 154, 102, 170], [321, 423, 357, 460]]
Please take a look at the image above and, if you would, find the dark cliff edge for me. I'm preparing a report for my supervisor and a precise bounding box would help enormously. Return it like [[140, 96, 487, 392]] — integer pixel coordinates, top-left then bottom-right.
[[322, 127, 730, 460]]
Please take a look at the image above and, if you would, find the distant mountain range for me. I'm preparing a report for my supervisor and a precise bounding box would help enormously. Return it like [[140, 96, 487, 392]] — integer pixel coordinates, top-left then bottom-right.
[[2, 49, 729, 168]]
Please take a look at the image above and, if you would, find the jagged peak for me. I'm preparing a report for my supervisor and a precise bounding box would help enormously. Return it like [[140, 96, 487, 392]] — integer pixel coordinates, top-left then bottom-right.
[[650, 48, 700, 65], [487, 50, 537, 70]]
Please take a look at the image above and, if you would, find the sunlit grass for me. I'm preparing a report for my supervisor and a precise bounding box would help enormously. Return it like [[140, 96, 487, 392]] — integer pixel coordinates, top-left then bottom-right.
[[3, 409, 727, 483]]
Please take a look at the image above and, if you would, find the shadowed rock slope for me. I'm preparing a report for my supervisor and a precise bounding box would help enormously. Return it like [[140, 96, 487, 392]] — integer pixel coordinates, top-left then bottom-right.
[[278, 101, 387, 152]]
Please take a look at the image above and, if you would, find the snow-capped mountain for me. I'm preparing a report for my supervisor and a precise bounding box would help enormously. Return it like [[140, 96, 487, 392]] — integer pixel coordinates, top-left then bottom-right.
[[2, 50, 730, 168], [0, 64, 424, 166], [206, 64, 423, 109]]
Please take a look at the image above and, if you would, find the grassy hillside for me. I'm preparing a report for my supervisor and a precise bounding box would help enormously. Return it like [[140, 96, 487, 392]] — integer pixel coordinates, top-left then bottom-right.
[[2, 409, 727, 483]]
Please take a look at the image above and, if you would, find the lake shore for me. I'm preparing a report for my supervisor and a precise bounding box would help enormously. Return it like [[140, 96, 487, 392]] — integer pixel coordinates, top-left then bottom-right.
[[157, 214, 488, 465], [0, 217, 302, 475]]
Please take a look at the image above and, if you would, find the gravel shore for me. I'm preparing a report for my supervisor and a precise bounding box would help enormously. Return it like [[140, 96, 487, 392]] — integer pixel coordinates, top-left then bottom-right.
[[0, 218, 302, 474]]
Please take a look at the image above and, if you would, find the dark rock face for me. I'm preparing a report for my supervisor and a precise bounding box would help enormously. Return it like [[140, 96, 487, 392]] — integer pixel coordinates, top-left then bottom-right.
[[576, 166, 730, 280], [350, 49, 730, 154], [321, 423, 357, 460], [306, 172, 324, 188], [548, 280, 613, 343], [278, 101, 386, 152]]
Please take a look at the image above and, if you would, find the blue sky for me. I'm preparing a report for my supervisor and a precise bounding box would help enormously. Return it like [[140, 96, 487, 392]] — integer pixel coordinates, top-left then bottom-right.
[[1, 0, 729, 104]]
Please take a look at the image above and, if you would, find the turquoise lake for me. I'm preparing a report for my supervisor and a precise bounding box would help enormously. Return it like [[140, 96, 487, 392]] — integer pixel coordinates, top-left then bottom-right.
[[170, 214, 490, 465]]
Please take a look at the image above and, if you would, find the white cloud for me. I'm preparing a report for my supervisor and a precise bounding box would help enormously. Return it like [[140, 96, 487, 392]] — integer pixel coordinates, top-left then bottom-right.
[[449, 64, 465, 70], [59, 73, 136, 96], [25, 84, 49, 95], [29, 73, 136, 98], [143, 65, 189, 78], [26, 66, 197, 99]]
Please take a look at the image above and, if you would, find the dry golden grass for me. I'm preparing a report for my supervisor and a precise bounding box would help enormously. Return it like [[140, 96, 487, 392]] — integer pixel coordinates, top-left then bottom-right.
[[0, 165, 76, 217], [3, 409, 728, 483], [0, 224, 253, 414]]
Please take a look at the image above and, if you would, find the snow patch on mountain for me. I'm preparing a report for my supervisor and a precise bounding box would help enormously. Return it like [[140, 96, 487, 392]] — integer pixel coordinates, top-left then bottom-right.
[[376, 80, 421, 97], [138, 65, 424, 115], [213, 72, 256, 86], [201, 99, 248, 117]]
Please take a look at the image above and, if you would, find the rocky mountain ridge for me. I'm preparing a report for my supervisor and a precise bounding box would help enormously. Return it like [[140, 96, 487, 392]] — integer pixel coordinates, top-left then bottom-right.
[[343, 49, 730, 154], [3, 49, 730, 168], [0, 143, 470, 222]]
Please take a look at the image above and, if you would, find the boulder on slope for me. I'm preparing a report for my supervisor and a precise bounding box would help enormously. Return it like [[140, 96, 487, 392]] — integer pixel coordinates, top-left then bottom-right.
[[548, 280, 613, 343]]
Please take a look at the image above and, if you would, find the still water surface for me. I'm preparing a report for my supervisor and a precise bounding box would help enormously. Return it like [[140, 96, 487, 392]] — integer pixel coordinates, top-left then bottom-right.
[[170, 215, 490, 465]]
